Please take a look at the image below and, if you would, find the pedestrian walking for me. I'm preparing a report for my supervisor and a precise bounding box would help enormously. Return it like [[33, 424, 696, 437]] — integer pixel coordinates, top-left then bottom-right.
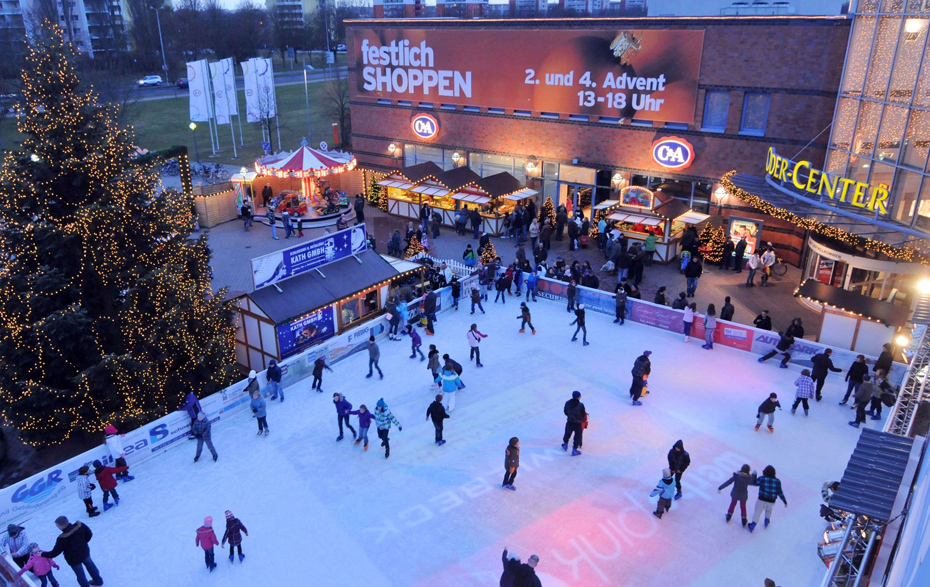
[[195, 516, 219, 573], [422, 287, 437, 335], [630, 350, 652, 406], [266, 359, 283, 402], [733, 237, 747, 272], [848, 375, 874, 428], [650, 468, 676, 519], [841, 355, 869, 405], [181, 391, 203, 439], [810, 348, 842, 401], [92, 459, 128, 511], [221, 511, 248, 563], [702, 304, 717, 350], [192, 412, 218, 462], [760, 247, 776, 286], [566, 280, 577, 312], [467, 324, 487, 367], [746, 251, 760, 286], [1, 524, 31, 568], [682, 303, 696, 342], [426, 394, 449, 445], [17, 544, 60, 587], [350, 404, 375, 450], [517, 302, 536, 334], [282, 209, 292, 238], [753, 310, 773, 330], [570, 304, 589, 346], [755, 393, 781, 432], [405, 324, 426, 360], [267, 208, 278, 240], [614, 288, 627, 325], [720, 296, 735, 321], [684, 256, 702, 297], [374, 398, 402, 459], [261, 184, 272, 207], [311, 353, 333, 393], [103, 425, 133, 482], [721, 238, 735, 270], [718, 465, 757, 526], [758, 331, 794, 368], [41, 517, 102, 587], [354, 194, 366, 225], [75, 467, 100, 518], [667, 440, 691, 500], [366, 336, 383, 379], [791, 369, 815, 416], [561, 391, 586, 456], [240, 201, 252, 231], [250, 390, 268, 436], [333, 393, 357, 442], [748, 466, 788, 532], [502, 437, 520, 490]]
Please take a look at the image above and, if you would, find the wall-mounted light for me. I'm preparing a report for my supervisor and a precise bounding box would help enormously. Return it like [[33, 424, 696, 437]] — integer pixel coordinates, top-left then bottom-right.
[[905, 18, 928, 40], [895, 334, 911, 347], [714, 186, 728, 202], [240, 166, 248, 175], [611, 172, 625, 187], [451, 152, 461, 164], [388, 143, 398, 157], [525, 155, 539, 173]]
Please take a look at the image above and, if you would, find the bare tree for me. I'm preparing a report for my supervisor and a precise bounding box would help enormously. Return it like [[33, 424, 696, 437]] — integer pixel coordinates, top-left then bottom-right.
[[323, 67, 350, 148]]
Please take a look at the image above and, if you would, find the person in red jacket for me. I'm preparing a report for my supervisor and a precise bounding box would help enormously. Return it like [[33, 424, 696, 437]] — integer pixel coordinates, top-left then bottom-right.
[[195, 516, 219, 572], [91, 460, 128, 512]]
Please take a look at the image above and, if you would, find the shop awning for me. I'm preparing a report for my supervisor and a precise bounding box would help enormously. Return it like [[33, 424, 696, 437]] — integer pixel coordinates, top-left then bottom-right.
[[410, 185, 451, 197], [502, 188, 540, 201], [676, 210, 711, 224], [377, 179, 415, 190], [401, 162, 446, 184], [477, 172, 523, 199], [451, 192, 492, 205], [594, 199, 620, 210], [794, 279, 911, 327]]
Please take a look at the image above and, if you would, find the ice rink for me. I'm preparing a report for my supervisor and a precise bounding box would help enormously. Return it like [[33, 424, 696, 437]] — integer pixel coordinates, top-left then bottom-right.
[[17, 296, 879, 587]]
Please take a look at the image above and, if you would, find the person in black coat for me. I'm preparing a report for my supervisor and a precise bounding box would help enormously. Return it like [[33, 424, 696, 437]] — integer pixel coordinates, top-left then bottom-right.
[[753, 310, 773, 331], [810, 348, 843, 401], [671, 292, 688, 310], [426, 394, 450, 445], [720, 238, 735, 270], [43, 516, 103, 587], [667, 440, 691, 499], [312, 355, 334, 392], [841, 354, 869, 405], [720, 296, 735, 321], [566, 280, 577, 312], [785, 317, 804, 339], [874, 343, 893, 374], [423, 287, 437, 335], [514, 555, 542, 587], [500, 548, 521, 587], [354, 194, 366, 225], [570, 304, 588, 345], [561, 391, 587, 455], [733, 237, 748, 272], [261, 184, 272, 207], [758, 331, 794, 367], [555, 207, 568, 240]]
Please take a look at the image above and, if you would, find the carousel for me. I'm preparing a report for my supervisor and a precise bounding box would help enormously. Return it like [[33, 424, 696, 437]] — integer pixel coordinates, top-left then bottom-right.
[[254, 140, 358, 226]]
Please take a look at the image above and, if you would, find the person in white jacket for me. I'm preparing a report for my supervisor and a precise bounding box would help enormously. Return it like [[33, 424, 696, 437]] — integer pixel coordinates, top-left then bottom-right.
[[760, 248, 776, 287], [104, 425, 135, 482], [746, 252, 761, 287]]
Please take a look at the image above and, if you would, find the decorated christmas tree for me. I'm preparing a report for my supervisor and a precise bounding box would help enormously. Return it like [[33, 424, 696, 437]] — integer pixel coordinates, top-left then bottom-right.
[[367, 174, 383, 207], [589, 209, 604, 241], [539, 196, 556, 227], [698, 223, 726, 264], [405, 235, 423, 259], [378, 186, 388, 211], [0, 26, 237, 445], [480, 241, 498, 265]]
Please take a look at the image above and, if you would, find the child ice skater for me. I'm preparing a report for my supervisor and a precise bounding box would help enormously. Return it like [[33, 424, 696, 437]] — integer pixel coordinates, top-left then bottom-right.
[[436, 361, 463, 412], [250, 390, 268, 436], [406, 324, 425, 360], [503, 437, 520, 491], [748, 465, 788, 532], [104, 425, 134, 482], [756, 392, 781, 432], [651, 468, 676, 519], [350, 404, 375, 450], [221, 510, 248, 563], [718, 464, 757, 527], [427, 344, 441, 386], [792, 369, 815, 416], [311, 354, 333, 393], [517, 302, 536, 334], [196, 516, 219, 572], [76, 466, 99, 518], [374, 398, 402, 459], [92, 459, 129, 511], [17, 544, 59, 587]]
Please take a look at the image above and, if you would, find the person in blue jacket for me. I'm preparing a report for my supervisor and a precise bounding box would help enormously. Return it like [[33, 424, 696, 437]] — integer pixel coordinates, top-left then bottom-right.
[[182, 392, 202, 439], [525, 270, 538, 302], [250, 391, 268, 436], [436, 361, 464, 412], [374, 398, 402, 459], [266, 359, 283, 402], [333, 393, 356, 442], [349, 405, 375, 450], [650, 468, 676, 519]]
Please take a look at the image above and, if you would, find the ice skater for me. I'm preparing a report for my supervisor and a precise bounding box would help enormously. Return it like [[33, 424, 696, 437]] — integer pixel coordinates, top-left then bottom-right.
[[333, 393, 357, 441], [436, 360, 463, 411], [561, 391, 586, 456], [350, 405, 375, 450], [650, 468, 676, 519], [570, 304, 589, 346], [426, 394, 450, 445], [503, 437, 520, 490], [266, 359, 283, 402], [374, 398, 402, 459], [630, 350, 652, 406], [450, 277, 461, 310], [614, 288, 627, 325], [810, 348, 842, 401], [494, 272, 508, 304], [104, 425, 134, 482], [718, 464, 757, 526], [312, 353, 333, 393], [500, 548, 521, 586], [1, 524, 31, 568], [517, 302, 535, 334], [757, 331, 794, 368], [755, 393, 781, 432], [427, 344, 441, 386], [195, 516, 219, 572], [682, 302, 695, 342], [92, 459, 128, 511], [667, 440, 691, 500], [525, 270, 538, 302], [442, 354, 466, 390], [470, 284, 485, 315], [467, 323, 487, 367], [366, 336, 384, 379], [17, 544, 59, 587], [244, 369, 260, 397], [791, 369, 815, 416], [250, 390, 269, 436], [221, 511, 248, 563], [748, 465, 787, 532], [405, 324, 425, 360], [181, 391, 203, 438], [192, 412, 218, 462], [841, 355, 868, 405], [75, 466, 99, 518], [702, 304, 716, 350]]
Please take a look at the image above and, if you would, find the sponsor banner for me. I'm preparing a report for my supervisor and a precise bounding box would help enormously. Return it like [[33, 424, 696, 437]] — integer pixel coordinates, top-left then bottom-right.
[[209, 61, 231, 125], [350, 28, 704, 124], [250, 226, 368, 290], [241, 59, 260, 123], [187, 59, 213, 122], [277, 306, 337, 359], [629, 301, 681, 333], [222, 57, 238, 116], [254, 57, 277, 119], [536, 278, 614, 316]]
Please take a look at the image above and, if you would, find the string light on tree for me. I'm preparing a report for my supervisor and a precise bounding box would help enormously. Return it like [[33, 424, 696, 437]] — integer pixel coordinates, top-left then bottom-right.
[[479, 241, 498, 265], [404, 235, 423, 259], [539, 196, 556, 227]]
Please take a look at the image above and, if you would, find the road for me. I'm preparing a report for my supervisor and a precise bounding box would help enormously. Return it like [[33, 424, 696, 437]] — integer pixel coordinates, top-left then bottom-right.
[[130, 66, 348, 102]]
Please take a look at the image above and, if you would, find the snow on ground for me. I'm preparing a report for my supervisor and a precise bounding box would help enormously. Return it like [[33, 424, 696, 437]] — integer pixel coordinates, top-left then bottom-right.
[[19, 297, 878, 587]]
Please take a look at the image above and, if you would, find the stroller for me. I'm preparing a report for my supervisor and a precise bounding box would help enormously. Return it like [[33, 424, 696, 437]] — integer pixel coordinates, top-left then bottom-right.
[[679, 250, 691, 273]]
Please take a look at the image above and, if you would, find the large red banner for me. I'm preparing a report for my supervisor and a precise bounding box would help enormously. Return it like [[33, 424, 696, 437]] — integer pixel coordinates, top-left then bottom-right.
[[349, 28, 705, 124]]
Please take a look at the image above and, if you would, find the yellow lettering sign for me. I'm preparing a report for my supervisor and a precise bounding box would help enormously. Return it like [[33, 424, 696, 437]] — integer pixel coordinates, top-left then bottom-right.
[[792, 161, 810, 191]]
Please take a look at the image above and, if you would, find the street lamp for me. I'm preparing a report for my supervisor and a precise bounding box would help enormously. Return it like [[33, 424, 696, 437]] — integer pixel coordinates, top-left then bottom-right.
[[150, 6, 169, 81], [189, 122, 201, 165]]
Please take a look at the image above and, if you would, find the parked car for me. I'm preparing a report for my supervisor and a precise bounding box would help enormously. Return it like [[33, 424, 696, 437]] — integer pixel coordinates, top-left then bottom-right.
[[176, 78, 189, 89], [137, 75, 164, 87], [336, 44, 346, 52]]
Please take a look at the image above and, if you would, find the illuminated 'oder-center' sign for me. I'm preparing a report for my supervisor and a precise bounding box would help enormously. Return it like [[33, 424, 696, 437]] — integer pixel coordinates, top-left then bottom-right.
[[765, 148, 889, 214]]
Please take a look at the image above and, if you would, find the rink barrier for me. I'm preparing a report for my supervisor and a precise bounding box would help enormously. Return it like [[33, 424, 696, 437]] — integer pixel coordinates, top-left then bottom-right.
[[0, 556, 36, 587]]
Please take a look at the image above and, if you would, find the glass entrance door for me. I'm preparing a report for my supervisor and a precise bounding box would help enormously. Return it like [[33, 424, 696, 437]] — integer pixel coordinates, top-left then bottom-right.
[[559, 183, 594, 218]]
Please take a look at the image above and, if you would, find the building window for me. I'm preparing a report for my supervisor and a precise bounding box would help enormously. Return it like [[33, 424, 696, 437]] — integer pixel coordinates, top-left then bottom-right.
[[665, 122, 688, 130], [630, 119, 652, 127], [740, 93, 771, 136], [701, 91, 729, 132]]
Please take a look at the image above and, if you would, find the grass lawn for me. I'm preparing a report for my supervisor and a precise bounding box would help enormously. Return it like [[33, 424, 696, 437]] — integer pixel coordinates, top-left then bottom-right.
[[0, 78, 347, 167]]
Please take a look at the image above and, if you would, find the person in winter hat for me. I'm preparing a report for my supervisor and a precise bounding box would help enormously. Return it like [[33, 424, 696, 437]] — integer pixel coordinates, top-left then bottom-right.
[[791, 369, 816, 416], [841, 355, 869, 405], [748, 465, 788, 532], [436, 361, 463, 411], [614, 288, 627, 325], [427, 344, 441, 386], [221, 510, 249, 563], [349, 404, 375, 450], [17, 543, 59, 587], [426, 394, 450, 446], [570, 304, 589, 346], [756, 393, 781, 432], [266, 359, 283, 402], [366, 336, 384, 379], [333, 393, 357, 442], [250, 390, 269, 436], [849, 374, 874, 428], [374, 398, 402, 459], [42, 516, 103, 587], [92, 459, 128, 511], [650, 468, 676, 519], [195, 516, 220, 572], [499, 548, 521, 587], [75, 466, 99, 518], [718, 464, 757, 526], [1, 524, 31, 568], [103, 425, 133, 482], [405, 324, 426, 361], [312, 353, 333, 393], [561, 391, 586, 456], [192, 412, 218, 462], [467, 324, 487, 367], [503, 437, 520, 491], [470, 283, 486, 315], [244, 370, 260, 397], [667, 440, 691, 500], [181, 391, 203, 438], [517, 303, 536, 334], [630, 351, 652, 405]]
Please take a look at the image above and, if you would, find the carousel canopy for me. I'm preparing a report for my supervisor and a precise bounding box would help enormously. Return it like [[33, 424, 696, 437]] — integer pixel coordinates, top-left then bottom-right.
[[255, 142, 357, 179]]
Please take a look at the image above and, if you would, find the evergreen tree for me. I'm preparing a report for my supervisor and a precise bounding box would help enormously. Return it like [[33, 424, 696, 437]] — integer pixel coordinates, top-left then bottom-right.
[[405, 235, 423, 259], [480, 241, 498, 265], [367, 174, 382, 206], [698, 223, 726, 264], [0, 27, 237, 445], [539, 196, 556, 227]]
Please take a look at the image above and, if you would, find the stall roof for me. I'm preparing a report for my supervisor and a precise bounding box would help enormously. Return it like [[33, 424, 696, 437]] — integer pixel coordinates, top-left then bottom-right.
[[410, 184, 451, 197], [478, 172, 523, 198], [451, 192, 492, 205], [593, 199, 620, 210], [442, 166, 484, 192], [654, 198, 690, 221], [794, 279, 911, 327], [401, 162, 445, 184], [377, 179, 415, 190], [248, 250, 400, 324], [502, 187, 540, 201], [676, 210, 712, 224]]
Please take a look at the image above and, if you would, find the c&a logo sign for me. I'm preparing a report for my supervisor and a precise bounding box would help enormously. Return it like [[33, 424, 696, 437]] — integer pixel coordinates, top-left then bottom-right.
[[651, 136, 695, 170], [411, 113, 439, 140]]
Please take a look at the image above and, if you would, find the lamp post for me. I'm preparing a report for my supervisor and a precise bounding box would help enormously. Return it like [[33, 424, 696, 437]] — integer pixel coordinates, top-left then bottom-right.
[[189, 122, 201, 165], [150, 6, 169, 82]]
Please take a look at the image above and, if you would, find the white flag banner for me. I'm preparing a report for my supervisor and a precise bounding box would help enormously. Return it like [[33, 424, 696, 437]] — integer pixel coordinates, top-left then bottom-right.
[[241, 59, 260, 123], [222, 57, 238, 116], [187, 59, 213, 122], [209, 61, 230, 125], [254, 57, 277, 119]]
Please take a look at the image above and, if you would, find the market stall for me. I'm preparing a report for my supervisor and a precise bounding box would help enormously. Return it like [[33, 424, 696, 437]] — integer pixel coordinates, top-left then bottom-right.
[[380, 162, 446, 221]]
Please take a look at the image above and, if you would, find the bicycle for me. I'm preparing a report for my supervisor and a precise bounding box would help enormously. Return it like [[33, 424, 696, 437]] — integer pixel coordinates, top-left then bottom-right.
[[771, 256, 788, 277], [161, 159, 179, 176]]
